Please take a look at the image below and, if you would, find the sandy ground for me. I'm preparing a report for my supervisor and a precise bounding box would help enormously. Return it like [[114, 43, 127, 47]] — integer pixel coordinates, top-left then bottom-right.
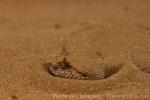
[[0, 0, 150, 100]]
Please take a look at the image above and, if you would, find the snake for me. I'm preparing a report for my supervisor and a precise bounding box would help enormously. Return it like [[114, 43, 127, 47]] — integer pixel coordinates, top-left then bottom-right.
[[45, 56, 150, 80], [44, 57, 124, 80]]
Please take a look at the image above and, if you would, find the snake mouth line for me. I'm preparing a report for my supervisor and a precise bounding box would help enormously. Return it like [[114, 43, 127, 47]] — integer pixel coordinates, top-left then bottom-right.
[[44, 57, 124, 80]]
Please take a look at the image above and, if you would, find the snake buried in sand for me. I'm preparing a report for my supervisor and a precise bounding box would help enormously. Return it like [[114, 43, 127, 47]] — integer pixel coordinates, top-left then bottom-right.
[[45, 57, 124, 80]]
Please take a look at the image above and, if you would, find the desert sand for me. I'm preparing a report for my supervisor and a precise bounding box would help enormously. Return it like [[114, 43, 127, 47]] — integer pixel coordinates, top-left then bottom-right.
[[0, 0, 150, 100]]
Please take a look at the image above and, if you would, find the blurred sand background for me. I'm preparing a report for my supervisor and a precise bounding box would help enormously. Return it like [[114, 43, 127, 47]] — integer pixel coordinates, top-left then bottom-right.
[[0, 0, 150, 99]]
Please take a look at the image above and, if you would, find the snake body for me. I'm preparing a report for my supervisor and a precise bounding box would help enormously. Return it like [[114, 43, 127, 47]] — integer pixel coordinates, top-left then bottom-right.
[[45, 56, 150, 80], [45, 58, 123, 80], [131, 57, 150, 73]]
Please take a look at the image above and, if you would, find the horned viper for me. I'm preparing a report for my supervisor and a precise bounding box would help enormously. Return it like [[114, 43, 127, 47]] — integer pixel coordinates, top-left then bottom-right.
[[45, 57, 123, 80]]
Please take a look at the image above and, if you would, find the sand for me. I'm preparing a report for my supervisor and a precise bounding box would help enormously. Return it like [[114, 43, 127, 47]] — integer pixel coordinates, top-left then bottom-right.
[[0, 0, 150, 100]]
